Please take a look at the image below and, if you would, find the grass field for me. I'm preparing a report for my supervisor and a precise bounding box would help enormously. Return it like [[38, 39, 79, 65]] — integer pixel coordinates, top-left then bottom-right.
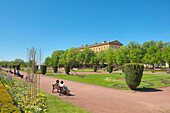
[[45, 73, 170, 90]]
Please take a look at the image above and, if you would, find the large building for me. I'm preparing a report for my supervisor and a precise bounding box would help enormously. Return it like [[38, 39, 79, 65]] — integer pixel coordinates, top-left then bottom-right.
[[78, 40, 123, 52]]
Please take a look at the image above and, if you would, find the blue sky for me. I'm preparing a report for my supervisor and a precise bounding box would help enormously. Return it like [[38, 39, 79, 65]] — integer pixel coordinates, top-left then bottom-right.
[[0, 0, 170, 62]]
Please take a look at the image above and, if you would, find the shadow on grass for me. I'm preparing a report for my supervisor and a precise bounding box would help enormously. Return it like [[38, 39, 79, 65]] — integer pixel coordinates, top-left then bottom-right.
[[135, 88, 163, 92]]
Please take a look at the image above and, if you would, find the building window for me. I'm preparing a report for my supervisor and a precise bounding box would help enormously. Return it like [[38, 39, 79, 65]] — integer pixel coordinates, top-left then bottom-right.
[[96, 48, 97, 50], [101, 47, 103, 49], [115, 47, 117, 49], [94, 49, 95, 50], [99, 48, 100, 50], [104, 47, 105, 49], [112, 46, 113, 48], [107, 46, 108, 48]]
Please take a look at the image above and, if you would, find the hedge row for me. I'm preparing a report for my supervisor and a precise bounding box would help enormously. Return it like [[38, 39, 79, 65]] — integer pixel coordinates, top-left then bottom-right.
[[0, 81, 21, 113]]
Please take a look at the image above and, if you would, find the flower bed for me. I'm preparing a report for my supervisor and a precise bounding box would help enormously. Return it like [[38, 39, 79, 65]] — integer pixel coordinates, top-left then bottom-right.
[[0, 73, 47, 113], [0, 77, 21, 112]]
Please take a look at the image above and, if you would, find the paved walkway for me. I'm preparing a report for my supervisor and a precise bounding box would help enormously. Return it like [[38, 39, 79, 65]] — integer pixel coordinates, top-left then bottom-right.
[[2, 68, 170, 113]]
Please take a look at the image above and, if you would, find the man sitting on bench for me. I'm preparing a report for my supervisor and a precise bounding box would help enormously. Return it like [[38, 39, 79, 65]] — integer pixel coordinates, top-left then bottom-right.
[[17, 70, 24, 78]]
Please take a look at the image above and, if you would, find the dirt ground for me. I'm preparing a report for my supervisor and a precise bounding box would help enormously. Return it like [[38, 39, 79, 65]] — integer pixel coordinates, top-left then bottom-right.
[[3, 68, 170, 113]]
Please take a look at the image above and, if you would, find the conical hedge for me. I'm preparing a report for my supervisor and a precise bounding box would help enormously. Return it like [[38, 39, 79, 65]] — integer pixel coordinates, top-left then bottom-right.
[[64, 65, 70, 74], [108, 66, 113, 73], [124, 63, 144, 90], [34, 65, 39, 73], [93, 65, 97, 72], [53, 65, 58, 73], [40, 65, 46, 75]]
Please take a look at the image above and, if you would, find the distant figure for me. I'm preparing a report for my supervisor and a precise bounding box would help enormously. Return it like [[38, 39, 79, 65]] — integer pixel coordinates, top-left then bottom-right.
[[17, 70, 23, 78], [14, 69, 16, 76]]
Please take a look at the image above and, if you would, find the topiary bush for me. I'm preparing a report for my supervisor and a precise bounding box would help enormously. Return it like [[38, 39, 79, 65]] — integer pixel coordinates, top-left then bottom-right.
[[124, 63, 144, 90], [34, 65, 39, 73], [12, 65, 15, 69], [16, 65, 20, 70], [93, 65, 97, 72], [40, 65, 46, 75], [53, 65, 58, 73], [64, 65, 70, 74], [108, 66, 113, 73]]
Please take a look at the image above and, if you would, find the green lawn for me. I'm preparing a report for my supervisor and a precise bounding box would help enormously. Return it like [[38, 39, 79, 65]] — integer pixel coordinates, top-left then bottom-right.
[[40, 90, 90, 113], [45, 73, 170, 90]]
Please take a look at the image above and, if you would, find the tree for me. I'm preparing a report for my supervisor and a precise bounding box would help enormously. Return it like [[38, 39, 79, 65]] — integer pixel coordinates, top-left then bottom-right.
[[97, 51, 106, 67], [13, 59, 24, 65], [162, 44, 170, 68], [129, 48, 143, 63], [76, 51, 85, 67], [143, 45, 161, 69], [66, 47, 80, 67], [44, 57, 51, 66], [51, 50, 65, 66], [83, 47, 95, 67], [116, 46, 129, 65], [105, 48, 116, 65], [59, 50, 69, 66]]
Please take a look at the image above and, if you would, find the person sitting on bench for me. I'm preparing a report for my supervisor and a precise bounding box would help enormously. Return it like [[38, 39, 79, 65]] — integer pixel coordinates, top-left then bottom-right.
[[17, 70, 23, 78], [59, 81, 70, 96], [52, 80, 60, 92]]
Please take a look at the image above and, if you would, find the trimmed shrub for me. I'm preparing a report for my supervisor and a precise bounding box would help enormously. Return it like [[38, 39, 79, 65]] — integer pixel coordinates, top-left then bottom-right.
[[16, 65, 20, 70], [40, 65, 46, 75], [108, 66, 113, 73], [12, 65, 15, 68], [8, 65, 12, 69], [122, 65, 124, 73], [93, 65, 97, 72], [64, 65, 70, 74], [34, 65, 39, 73], [4, 65, 7, 68], [53, 65, 58, 73], [124, 63, 144, 90]]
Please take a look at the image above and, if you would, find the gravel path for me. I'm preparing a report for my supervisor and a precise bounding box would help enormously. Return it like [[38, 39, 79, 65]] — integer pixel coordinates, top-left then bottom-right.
[[3, 68, 170, 113]]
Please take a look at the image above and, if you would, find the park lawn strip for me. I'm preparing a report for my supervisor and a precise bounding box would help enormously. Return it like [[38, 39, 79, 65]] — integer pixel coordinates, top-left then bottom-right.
[[44, 73, 170, 90], [40, 90, 90, 113]]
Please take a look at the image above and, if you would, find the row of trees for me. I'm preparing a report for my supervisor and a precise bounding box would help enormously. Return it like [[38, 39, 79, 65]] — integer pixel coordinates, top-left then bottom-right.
[[0, 59, 27, 68], [45, 40, 170, 69], [46, 40, 169, 69]]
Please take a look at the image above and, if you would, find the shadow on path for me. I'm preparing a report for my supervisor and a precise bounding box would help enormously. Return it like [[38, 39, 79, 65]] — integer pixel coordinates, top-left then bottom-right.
[[135, 88, 163, 92]]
